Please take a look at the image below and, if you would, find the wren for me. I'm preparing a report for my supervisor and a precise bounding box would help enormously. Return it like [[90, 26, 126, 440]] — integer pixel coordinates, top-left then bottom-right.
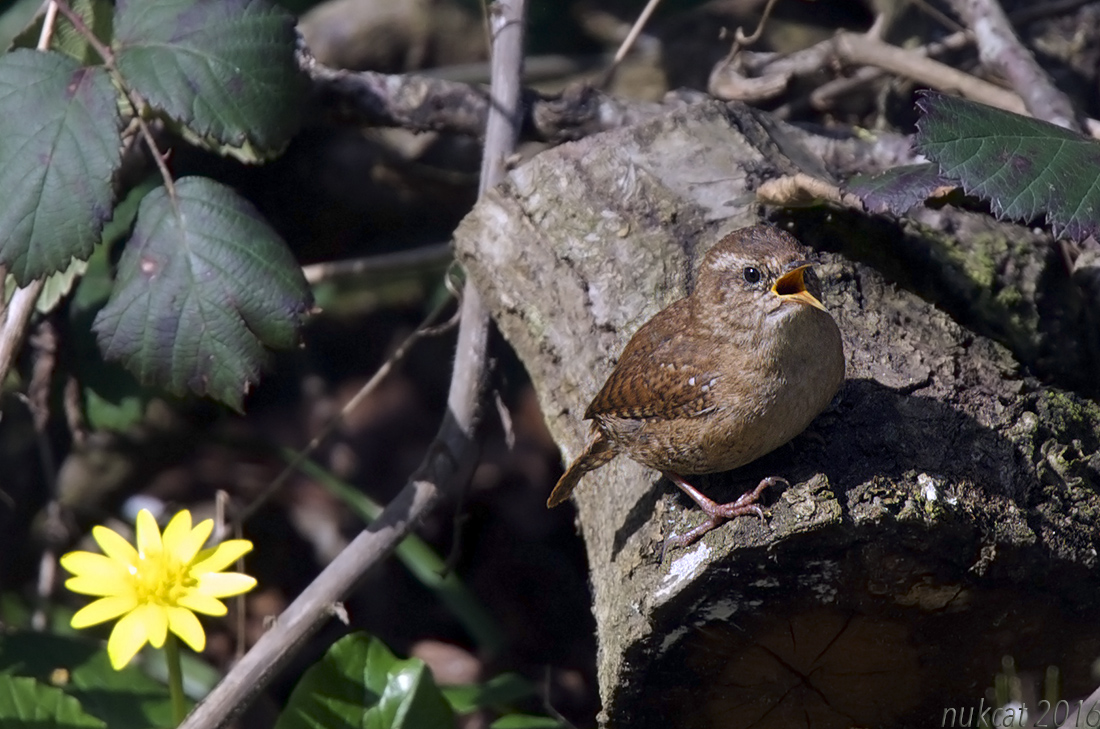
[[547, 224, 845, 548]]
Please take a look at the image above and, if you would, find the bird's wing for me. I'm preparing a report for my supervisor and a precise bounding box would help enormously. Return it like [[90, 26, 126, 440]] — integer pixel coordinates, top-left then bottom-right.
[[585, 301, 722, 421]]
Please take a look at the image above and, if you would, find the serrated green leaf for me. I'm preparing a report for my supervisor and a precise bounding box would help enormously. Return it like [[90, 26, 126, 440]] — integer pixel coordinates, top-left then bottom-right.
[[112, 0, 304, 160], [846, 163, 950, 215], [31, 257, 90, 315], [92, 177, 310, 410], [0, 50, 122, 284], [71, 190, 155, 431], [915, 91, 1100, 240], [0, 675, 106, 728], [10, 0, 114, 64], [0, 631, 176, 728]]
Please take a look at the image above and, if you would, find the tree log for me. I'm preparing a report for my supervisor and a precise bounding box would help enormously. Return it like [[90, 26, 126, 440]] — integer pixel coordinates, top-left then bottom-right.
[[453, 101, 1100, 728]]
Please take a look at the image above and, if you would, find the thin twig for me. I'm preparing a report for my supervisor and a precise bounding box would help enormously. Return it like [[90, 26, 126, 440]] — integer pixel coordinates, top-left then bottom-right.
[[177, 0, 527, 724], [236, 287, 459, 524], [594, 0, 663, 89], [610, 0, 662, 66], [833, 31, 1026, 115], [53, 0, 177, 200], [946, 0, 1080, 130], [37, 0, 59, 49], [0, 283, 44, 401], [734, 0, 782, 47], [300, 243, 452, 285], [51, 0, 110, 61]]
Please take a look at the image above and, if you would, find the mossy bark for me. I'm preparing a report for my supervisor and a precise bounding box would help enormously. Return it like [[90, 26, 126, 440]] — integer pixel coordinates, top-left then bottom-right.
[[453, 101, 1100, 728]]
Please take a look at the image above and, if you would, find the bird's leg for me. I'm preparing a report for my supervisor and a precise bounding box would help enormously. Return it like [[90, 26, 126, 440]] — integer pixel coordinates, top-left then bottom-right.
[[662, 474, 787, 551]]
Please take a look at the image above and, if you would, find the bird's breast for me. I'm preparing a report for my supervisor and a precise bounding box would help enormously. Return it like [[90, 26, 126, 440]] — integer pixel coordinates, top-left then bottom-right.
[[605, 306, 844, 475]]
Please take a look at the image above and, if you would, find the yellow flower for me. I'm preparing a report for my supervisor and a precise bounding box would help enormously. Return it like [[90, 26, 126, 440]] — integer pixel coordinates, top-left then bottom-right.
[[60, 509, 256, 670]]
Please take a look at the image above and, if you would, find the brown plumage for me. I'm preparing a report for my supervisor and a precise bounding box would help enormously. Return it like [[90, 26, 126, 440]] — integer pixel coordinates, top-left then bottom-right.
[[547, 224, 845, 548]]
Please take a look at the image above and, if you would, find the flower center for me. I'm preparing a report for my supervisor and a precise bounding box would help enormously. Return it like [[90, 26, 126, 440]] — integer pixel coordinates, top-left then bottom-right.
[[132, 550, 197, 606]]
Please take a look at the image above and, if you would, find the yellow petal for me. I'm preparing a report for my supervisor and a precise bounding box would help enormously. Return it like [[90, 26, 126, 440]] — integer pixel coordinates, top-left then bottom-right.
[[173, 519, 213, 567], [196, 572, 256, 599], [107, 609, 151, 670], [65, 573, 132, 598], [135, 509, 162, 558], [191, 540, 253, 574], [160, 510, 193, 560], [167, 607, 206, 653], [177, 593, 227, 616], [71, 595, 137, 628], [141, 604, 169, 648], [92, 526, 138, 566], [59, 552, 128, 585]]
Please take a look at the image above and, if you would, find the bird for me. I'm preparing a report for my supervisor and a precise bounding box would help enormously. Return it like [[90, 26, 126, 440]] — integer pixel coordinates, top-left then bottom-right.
[[546, 224, 845, 549]]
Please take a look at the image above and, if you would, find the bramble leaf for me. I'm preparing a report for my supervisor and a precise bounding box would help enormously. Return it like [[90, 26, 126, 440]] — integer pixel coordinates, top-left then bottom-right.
[[915, 91, 1100, 239], [112, 0, 304, 161], [92, 177, 311, 410], [0, 50, 121, 284], [10, 0, 114, 65], [846, 163, 952, 215]]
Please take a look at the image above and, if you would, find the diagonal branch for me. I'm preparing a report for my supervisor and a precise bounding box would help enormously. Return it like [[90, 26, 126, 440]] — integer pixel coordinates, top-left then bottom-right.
[[176, 0, 528, 726], [946, 0, 1081, 131]]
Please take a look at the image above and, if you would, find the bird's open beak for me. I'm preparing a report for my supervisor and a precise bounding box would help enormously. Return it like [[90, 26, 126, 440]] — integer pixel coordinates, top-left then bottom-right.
[[771, 264, 827, 312]]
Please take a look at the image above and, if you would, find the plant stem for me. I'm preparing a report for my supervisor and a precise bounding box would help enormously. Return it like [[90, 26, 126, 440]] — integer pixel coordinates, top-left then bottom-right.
[[164, 633, 187, 725], [51, 0, 177, 203], [50, 0, 113, 64]]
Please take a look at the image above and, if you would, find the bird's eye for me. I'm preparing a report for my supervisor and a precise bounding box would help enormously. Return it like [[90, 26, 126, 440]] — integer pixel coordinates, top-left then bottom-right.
[[742, 267, 762, 284]]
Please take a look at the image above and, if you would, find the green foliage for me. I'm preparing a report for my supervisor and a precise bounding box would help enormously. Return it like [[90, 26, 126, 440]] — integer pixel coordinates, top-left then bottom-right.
[[916, 91, 1100, 239], [92, 177, 311, 411], [290, 453, 505, 651], [441, 673, 538, 714], [845, 163, 951, 215], [0, 50, 121, 283], [0, 0, 311, 410], [0, 675, 105, 728], [848, 92, 1100, 241], [0, 631, 178, 727], [112, 0, 304, 161], [11, 0, 114, 64], [277, 633, 559, 729], [276, 633, 455, 729], [71, 237, 148, 430]]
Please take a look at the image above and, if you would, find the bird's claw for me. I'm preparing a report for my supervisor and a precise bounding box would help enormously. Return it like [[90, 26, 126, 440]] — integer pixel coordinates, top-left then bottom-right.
[[660, 474, 787, 557]]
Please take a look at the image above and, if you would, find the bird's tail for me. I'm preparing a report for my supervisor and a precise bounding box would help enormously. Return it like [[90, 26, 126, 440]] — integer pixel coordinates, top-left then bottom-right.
[[547, 428, 617, 507]]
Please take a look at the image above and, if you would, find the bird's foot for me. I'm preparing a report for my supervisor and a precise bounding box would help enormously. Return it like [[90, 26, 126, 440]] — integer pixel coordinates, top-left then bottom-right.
[[661, 474, 788, 554]]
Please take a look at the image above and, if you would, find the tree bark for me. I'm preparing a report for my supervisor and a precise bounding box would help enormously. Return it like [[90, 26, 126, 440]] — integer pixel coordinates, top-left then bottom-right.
[[454, 100, 1100, 728]]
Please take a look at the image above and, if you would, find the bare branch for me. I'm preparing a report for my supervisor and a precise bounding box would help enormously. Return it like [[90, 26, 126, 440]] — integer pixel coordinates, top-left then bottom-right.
[[301, 243, 451, 284], [302, 48, 666, 144], [946, 0, 1080, 130], [177, 0, 528, 726]]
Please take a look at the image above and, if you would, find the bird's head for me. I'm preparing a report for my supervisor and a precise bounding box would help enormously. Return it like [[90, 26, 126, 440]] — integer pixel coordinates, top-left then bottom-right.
[[695, 225, 828, 327]]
